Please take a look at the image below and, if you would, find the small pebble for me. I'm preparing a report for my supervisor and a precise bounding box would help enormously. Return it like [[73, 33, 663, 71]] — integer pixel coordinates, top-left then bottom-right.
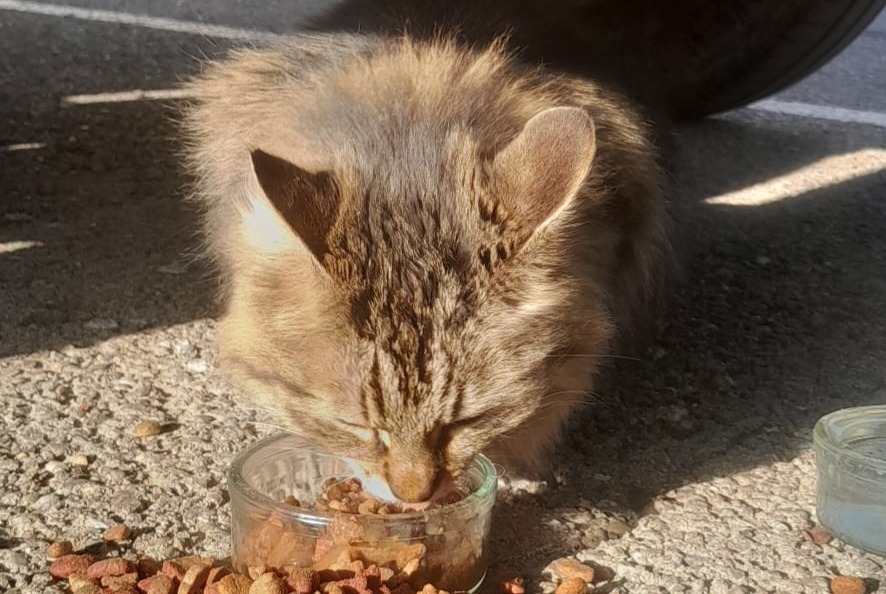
[[68, 454, 90, 467], [132, 421, 162, 438]]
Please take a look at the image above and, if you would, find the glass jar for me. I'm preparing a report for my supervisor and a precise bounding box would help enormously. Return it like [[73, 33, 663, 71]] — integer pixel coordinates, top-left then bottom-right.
[[228, 433, 497, 592], [814, 405, 886, 556]]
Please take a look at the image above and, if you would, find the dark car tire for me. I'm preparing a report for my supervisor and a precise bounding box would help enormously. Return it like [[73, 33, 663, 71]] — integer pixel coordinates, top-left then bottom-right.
[[676, 0, 886, 120]]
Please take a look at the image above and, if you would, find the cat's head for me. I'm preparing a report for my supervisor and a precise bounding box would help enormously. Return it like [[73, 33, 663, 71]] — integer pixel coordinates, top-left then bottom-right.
[[219, 106, 603, 503]]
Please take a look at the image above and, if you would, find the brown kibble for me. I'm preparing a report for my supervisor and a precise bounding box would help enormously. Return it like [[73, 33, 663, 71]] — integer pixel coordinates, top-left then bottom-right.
[[216, 574, 253, 594], [327, 500, 347, 512], [400, 557, 421, 576], [71, 583, 102, 594], [49, 554, 96, 579], [378, 567, 395, 582], [247, 565, 268, 580], [806, 525, 834, 546], [69, 574, 99, 594], [207, 566, 231, 586], [548, 558, 595, 583], [168, 555, 214, 571], [46, 540, 74, 559], [161, 561, 185, 582], [249, 572, 286, 594], [103, 524, 133, 543], [102, 572, 139, 589], [830, 576, 867, 594], [87, 558, 137, 579], [357, 499, 379, 515], [500, 577, 525, 594], [177, 563, 211, 594], [132, 420, 162, 437], [137, 557, 162, 577], [282, 496, 301, 507], [555, 578, 588, 594], [137, 574, 175, 594], [283, 567, 315, 594]]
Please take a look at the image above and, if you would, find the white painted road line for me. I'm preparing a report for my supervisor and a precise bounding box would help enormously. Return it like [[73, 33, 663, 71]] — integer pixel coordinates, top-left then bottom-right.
[[0, 240, 44, 254], [0, 0, 285, 41], [62, 88, 194, 106], [705, 149, 886, 206], [749, 99, 886, 129]]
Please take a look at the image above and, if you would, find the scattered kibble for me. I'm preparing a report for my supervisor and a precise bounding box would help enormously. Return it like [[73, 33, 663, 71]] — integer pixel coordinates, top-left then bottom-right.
[[46, 540, 74, 559], [49, 554, 96, 579], [806, 525, 834, 546], [132, 420, 163, 437], [547, 558, 595, 584], [49, 550, 472, 594], [830, 576, 867, 594], [103, 523, 133, 543], [554, 577, 588, 594]]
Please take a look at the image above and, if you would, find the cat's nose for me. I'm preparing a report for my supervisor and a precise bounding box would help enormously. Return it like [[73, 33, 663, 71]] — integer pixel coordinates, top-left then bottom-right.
[[386, 447, 438, 503]]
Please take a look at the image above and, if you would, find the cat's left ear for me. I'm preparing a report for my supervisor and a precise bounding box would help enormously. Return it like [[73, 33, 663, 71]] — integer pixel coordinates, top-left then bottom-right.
[[250, 149, 340, 264], [491, 106, 596, 248]]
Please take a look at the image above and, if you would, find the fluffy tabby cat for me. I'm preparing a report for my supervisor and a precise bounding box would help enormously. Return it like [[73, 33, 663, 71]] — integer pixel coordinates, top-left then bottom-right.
[[182, 0, 672, 503]]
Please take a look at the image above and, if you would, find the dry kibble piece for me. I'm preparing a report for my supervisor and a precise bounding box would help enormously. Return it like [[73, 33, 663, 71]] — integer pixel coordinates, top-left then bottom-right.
[[378, 567, 395, 583], [207, 567, 231, 586], [830, 576, 867, 594], [177, 563, 211, 594], [132, 420, 162, 437], [249, 572, 287, 594], [103, 524, 133, 543], [216, 574, 254, 594], [555, 578, 587, 594], [806, 525, 834, 546], [87, 558, 137, 579], [327, 500, 347, 512], [247, 565, 269, 580], [420, 584, 439, 594], [46, 540, 74, 559], [548, 559, 595, 583], [49, 554, 96, 579], [68, 574, 100, 594], [161, 561, 186, 582], [283, 567, 315, 594], [168, 555, 214, 571], [102, 572, 139, 589], [137, 574, 175, 594], [357, 499, 379, 515], [137, 557, 162, 577], [71, 583, 102, 594]]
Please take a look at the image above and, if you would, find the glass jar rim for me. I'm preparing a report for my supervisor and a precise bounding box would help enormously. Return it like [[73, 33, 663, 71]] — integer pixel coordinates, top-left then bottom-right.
[[813, 405, 886, 472], [227, 432, 499, 524]]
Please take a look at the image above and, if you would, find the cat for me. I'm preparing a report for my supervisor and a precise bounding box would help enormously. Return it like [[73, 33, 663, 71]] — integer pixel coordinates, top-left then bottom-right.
[[181, 1, 672, 504]]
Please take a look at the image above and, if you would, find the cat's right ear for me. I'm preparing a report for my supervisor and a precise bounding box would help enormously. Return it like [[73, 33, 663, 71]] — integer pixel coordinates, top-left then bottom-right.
[[250, 149, 340, 264]]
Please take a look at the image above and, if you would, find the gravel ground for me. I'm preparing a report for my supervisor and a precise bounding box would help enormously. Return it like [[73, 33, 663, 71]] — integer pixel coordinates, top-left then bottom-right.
[[2, 3, 886, 594]]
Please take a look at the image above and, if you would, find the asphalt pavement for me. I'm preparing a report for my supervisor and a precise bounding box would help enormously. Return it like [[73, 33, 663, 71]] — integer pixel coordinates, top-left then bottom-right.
[[1, 3, 885, 593]]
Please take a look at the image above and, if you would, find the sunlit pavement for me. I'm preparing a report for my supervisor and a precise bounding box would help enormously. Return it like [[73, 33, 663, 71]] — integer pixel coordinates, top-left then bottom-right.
[[1, 3, 885, 593]]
